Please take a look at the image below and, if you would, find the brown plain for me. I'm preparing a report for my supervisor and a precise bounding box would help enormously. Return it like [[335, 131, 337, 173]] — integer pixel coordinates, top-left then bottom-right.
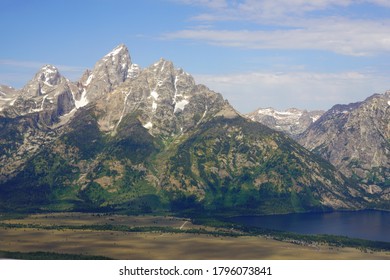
[[1, 213, 389, 260]]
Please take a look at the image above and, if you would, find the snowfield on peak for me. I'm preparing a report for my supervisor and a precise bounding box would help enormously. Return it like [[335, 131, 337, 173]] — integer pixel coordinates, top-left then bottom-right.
[[105, 44, 126, 58], [247, 107, 325, 137]]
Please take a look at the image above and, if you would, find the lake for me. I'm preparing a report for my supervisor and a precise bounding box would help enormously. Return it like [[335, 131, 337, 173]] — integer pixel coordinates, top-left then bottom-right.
[[230, 210, 390, 242]]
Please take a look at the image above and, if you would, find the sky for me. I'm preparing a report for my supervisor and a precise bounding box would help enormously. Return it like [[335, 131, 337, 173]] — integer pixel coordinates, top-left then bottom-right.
[[1, 0, 390, 113]]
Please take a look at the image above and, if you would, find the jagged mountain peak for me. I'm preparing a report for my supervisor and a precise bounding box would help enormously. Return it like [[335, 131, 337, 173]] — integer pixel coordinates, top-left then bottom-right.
[[34, 64, 62, 86], [100, 43, 132, 66], [95, 56, 225, 136], [326, 101, 361, 116], [148, 58, 174, 74], [103, 43, 129, 59], [82, 44, 133, 102], [19, 64, 68, 98]]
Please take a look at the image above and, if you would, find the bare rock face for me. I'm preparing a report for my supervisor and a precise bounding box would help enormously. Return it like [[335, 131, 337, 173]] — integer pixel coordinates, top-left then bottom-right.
[[246, 108, 324, 138], [81, 44, 136, 103], [0, 85, 18, 114], [0, 66, 78, 181], [0, 65, 76, 122], [298, 92, 390, 192], [96, 58, 227, 136]]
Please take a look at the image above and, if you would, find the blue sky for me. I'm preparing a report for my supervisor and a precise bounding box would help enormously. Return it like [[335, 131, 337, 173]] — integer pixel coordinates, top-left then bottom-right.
[[1, 0, 390, 113]]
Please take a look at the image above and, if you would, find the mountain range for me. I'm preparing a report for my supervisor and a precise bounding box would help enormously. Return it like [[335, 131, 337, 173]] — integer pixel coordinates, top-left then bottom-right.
[[0, 44, 387, 215]]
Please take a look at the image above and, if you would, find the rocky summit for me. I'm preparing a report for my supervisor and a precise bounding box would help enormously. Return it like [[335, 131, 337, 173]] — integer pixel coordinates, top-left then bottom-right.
[[0, 44, 380, 215]]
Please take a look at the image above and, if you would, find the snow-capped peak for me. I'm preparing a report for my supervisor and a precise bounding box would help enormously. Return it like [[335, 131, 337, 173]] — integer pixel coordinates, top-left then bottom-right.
[[37, 65, 61, 86], [256, 108, 303, 119], [247, 107, 325, 137], [104, 44, 127, 58]]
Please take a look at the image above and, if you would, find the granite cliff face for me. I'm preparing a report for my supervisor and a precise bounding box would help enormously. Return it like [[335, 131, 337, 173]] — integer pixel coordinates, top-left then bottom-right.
[[298, 92, 390, 202], [0, 85, 18, 112], [0, 44, 370, 214], [96, 58, 226, 137], [79, 44, 139, 103]]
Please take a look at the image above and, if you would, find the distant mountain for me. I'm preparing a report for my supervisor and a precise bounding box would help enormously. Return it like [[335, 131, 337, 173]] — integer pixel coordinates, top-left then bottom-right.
[[1, 65, 77, 121], [0, 45, 369, 214], [0, 85, 18, 112], [246, 108, 324, 137], [298, 92, 390, 206]]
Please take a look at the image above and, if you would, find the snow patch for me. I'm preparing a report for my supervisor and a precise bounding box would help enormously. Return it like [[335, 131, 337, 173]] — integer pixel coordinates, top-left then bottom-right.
[[152, 101, 158, 111], [257, 108, 303, 120], [311, 115, 320, 122], [143, 122, 153, 129], [127, 64, 140, 79], [41, 95, 48, 110], [116, 89, 132, 130], [84, 74, 94, 86], [388, 100, 390, 106], [196, 105, 208, 126], [0, 97, 13, 101], [32, 95, 48, 112], [75, 89, 89, 109], [42, 65, 57, 74], [43, 81, 54, 87], [105, 45, 125, 58], [174, 100, 189, 113], [151, 90, 159, 100], [41, 65, 58, 86]]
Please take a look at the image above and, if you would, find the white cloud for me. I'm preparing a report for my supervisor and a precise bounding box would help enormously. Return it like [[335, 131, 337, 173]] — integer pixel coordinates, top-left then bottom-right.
[[0, 59, 85, 73], [194, 71, 390, 112], [177, 0, 390, 20], [168, 0, 390, 56], [164, 17, 390, 56], [369, 0, 390, 7], [174, 0, 228, 9]]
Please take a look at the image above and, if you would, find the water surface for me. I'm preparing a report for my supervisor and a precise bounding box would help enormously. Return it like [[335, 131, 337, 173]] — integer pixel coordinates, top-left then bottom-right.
[[230, 210, 390, 242]]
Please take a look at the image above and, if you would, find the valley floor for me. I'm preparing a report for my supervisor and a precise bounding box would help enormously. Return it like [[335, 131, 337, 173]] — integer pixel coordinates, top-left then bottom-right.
[[0, 213, 389, 260]]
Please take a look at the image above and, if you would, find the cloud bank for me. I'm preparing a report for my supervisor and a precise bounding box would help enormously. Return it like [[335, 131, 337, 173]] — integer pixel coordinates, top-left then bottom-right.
[[195, 70, 390, 112]]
